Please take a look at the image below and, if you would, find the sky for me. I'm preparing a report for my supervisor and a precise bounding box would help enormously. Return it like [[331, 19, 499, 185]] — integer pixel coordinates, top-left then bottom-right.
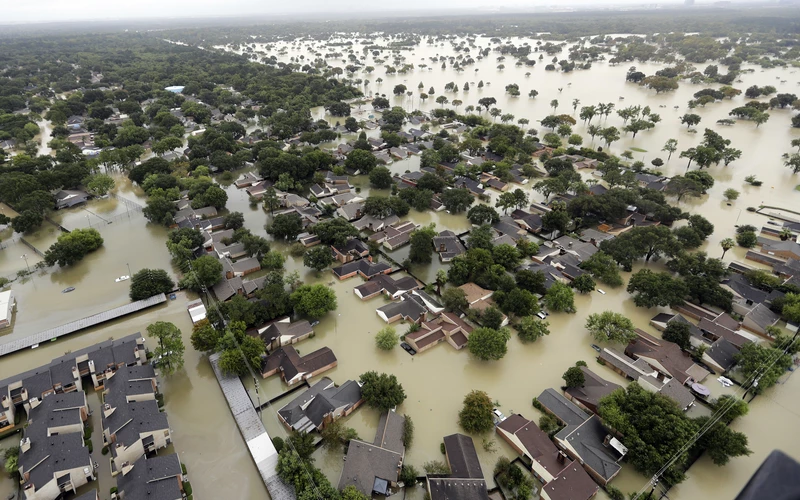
[[3, 0, 685, 25]]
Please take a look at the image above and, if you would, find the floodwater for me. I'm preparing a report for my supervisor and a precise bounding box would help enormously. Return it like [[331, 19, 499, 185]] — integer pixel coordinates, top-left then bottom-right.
[[0, 33, 798, 500], [223, 34, 800, 499]]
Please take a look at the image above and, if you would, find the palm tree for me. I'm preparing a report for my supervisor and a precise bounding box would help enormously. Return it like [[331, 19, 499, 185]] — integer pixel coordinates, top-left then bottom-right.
[[720, 238, 735, 259], [550, 99, 559, 113], [518, 118, 529, 129], [465, 105, 475, 113], [587, 124, 601, 143], [490, 108, 502, 121], [572, 98, 580, 113], [500, 113, 514, 124], [780, 228, 793, 241]]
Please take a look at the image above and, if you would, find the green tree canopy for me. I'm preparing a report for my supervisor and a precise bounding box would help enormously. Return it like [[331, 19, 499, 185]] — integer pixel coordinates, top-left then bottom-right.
[[291, 284, 337, 319], [147, 321, 185, 375], [585, 311, 636, 344], [129, 268, 174, 300], [458, 390, 494, 434], [359, 371, 407, 411], [467, 327, 511, 361]]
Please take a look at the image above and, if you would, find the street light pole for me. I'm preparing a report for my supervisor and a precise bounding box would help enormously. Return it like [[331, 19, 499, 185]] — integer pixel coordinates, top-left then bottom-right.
[[20, 254, 30, 272], [126, 263, 132, 277]]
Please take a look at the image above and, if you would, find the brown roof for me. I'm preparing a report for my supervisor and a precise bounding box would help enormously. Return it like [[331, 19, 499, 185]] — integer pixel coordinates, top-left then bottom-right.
[[625, 330, 708, 384], [697, 318, 749, 349], [413, 330, 445, 349], [541, 462, 599, 500], [458, 283, 492, 305], [564, 367, 621, 413], [450, 331, 468, 348], [497, 414, 566, 476], [263, 346, 337, 382]]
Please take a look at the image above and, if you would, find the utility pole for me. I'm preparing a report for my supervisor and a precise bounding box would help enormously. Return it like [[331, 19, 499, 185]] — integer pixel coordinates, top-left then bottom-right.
[[20, 254, 30, 272]]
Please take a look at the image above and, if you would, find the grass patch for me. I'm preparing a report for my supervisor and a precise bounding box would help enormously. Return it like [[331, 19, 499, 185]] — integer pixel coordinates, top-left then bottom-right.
[[795, 185, 800, 191]]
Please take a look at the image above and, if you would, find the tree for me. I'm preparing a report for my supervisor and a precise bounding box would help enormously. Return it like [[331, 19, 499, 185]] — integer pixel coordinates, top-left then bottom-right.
[[599, 383, 702, 485], [267, 213, 303, 241], [736, 230, 758, 248], [303, 245, 334, 271], [85, 173, 115, 196], [375, 326, 399, 351], [600, 126, 620, 149], [585, 311, 636, 344], [563, 366, 585, 389], [720, 188, 740, 203], [190, 319, 221, 352], [442, 287, 468, 312], [720, 238, 735, 259], [663, 321, 692, 350], [458, 390, 494, 434], [12, 210, 43, 234], [735, 342, 793, 394], [579, 251, 623, 287], [184, 255, 222, 290], [263, 187, 279, 215], [517, 316, 549, 343], [784, 153, 800, 174], [467, 205, 500, 225], [680, 113, 701, 128], [694, 416, 752, 466], [550, 99, 559, 112], [345, 148, 378, 174], [393, 84, 407, 96], [440, 188, 475, 213], [711, 395, 750, 424], [147, 321, 185, 375], [359, 371, 406, 411], [571, 274, 596, 294], [44, 228, 104, 267], [409, 225, 436, 264], [313, 218, 359, 246], [369, 166, 393, 189], [129, 268, 174, 300], [544, 282, 575, 313], [627, 269, 688, 308], [468, 327, 511, 361], [665, 175, 703, 202], [291, 284, 337, 319], [600, 226, 680, 271]]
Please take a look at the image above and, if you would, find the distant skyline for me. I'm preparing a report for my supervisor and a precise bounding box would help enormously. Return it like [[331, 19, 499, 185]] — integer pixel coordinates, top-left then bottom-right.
[[3, 0, 737, 25]]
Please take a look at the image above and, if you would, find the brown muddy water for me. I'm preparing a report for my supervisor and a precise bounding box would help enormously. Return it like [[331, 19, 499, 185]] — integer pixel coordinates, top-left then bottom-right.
[[1, 33, 799, 500]]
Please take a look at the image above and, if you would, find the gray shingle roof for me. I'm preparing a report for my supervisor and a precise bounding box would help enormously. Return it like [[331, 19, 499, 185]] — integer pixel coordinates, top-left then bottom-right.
[[116, 454, 183, 500]]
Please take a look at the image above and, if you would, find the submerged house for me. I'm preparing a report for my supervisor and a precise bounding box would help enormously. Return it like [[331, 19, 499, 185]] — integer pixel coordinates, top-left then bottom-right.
[[338, 411, 406, 497], [277, 377, 363, 433], [496, 414, 598, 500], [537, 389, 625, 487], [405, 312, 474, 353], [427, 434, 490, 500], [262, 346, 337, 385]]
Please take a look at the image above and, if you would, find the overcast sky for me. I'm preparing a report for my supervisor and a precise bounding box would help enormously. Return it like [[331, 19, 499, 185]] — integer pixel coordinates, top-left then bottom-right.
[[4, 0, 683, 24]]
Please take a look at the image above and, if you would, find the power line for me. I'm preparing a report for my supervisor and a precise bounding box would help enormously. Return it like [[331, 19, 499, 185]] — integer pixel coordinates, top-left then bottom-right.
[[184, 257, 327, 499], [631, 332, 798, 500]]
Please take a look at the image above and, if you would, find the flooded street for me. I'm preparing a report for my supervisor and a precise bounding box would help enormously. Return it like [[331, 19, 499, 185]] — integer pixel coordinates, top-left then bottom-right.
[[0, 32, 799, 500]]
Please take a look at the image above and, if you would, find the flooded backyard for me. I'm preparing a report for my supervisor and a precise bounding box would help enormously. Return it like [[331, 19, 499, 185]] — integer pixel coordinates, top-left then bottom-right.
[[1, 32, 799, 500]]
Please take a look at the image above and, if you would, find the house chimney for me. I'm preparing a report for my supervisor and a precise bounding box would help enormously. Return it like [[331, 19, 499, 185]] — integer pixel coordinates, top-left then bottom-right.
[[20, 437, 31, 453], [28, 397, 41, 410], [121, 461, 134, 476], [603, 434, 612, 447], [103, 403, 115, 419], [557, 451, 566, 464]]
